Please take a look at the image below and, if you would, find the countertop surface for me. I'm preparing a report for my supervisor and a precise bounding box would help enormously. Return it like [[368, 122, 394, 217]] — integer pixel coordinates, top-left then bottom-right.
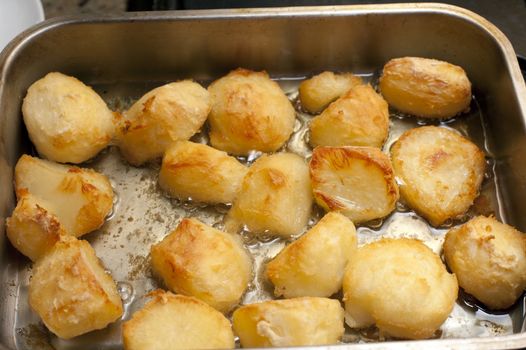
[[41, 0, 526, 57]]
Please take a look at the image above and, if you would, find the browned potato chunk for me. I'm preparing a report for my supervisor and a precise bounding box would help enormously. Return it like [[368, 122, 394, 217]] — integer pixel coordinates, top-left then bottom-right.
[[379, 57, 472, 119], [158, 141, 248, 204], [5, 193, 65, 261], [391, 126, 485, 226], [29, 236, 123, 339], [150, 218, 251, 313], [233, 297, 344, 347], [14, 154, 114, 237], [444, 216, 526, 310], [226, 153, 312, 237], [122, 291, 235, 350], [207, 68, 295, 155], [299, 71, 363, 113], [266, 212, 356, 298], [22, 72, 115, 163], [309, 84, 389, 148], [118, 80, 210, 165], [310, 146, 399, 223], [343, 238, 458, 340]]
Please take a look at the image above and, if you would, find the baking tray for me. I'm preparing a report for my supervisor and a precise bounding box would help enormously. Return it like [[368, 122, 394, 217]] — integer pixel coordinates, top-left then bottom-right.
[[2, 3, 526, 350]]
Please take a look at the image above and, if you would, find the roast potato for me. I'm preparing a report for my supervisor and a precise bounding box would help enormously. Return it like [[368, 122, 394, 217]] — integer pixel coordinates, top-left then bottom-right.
[[122, 290, 235, 350], [117, 80, 210, 165], [343, 238, 458, 340], [158, 141, 248, 204], [150, 218, 252, 313], [226, 152, 312, 237], [22, 72, 115, 163], [29, 236, 123, 339], [207, 68, 295, 155], [266, 212, 356, 298], [379, 57, 472, 119], [444, 216, 526, 310], [390, 126, 485, 226], [5, 193, 65, 261], [233, 297, 344, 347], [309, 84, 389, 148], [299, 71, 363, 113], [14, 154, 114, 237], [310, 146, 399, 223]]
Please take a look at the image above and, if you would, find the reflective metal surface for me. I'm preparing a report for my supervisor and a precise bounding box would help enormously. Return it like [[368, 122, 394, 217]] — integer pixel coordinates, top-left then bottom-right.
[[1, 3, 526, 350]]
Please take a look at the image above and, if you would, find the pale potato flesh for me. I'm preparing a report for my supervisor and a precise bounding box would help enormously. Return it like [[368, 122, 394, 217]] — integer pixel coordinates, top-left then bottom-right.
[[444, 216, 526, 310], [233, 297, 344, 347], [118, 80, 210, 165], [266, 212, 357, 298], [29, 236, 123, 339], [122, 291, 235, 350], [390, 126, 485, 226], [208, 68, 295, 155], [310, 146, 399, 223], [226, 152, 312, 237], [5, 193, 65, 261], [309, 84, 389, 148], [14, 154, 114, 237], [158, 141, 248, 204], [22, 72, 115, 163], [343, 238, 458, 340], [379, 57, 472, 119], [299, 71, 363, 113], [150, 218, 252, 313]]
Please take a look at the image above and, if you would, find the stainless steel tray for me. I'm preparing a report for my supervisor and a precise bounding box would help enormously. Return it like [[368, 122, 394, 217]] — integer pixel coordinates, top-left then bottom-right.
[[2, 3, 526, 350]]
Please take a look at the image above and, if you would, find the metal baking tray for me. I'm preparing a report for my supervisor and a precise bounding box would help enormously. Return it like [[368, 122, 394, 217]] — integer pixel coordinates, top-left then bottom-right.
[[2, 3, 526, 350]]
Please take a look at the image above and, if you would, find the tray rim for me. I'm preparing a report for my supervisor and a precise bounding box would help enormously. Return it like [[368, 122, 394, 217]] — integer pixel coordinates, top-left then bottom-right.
[[1, 3, 526, 350]]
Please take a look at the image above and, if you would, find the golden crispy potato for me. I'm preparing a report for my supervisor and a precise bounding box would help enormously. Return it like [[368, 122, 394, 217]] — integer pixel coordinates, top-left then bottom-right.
[[207, 68, 295, 155], [266, 212, 356, 298], [22, 72, 115, 163], [122, 291, 235, 350], [233, 297, 344, 347], [299, 71, 363, 113], [309, 84, 389, 148], [391, 126, 485, 226], [444, 216, 526, 310], [14, 155, 114, 237], [118, 80, 210, 165], [150, 218, 251, 313], [343, 238, 458, 340], [29, 236, 123, 339], [310, 146, 399, 223], [158, 141, 248, 204], [379, 57, 472, 119], [226, 152, 312, 237], [5, 192, 65, 261]]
